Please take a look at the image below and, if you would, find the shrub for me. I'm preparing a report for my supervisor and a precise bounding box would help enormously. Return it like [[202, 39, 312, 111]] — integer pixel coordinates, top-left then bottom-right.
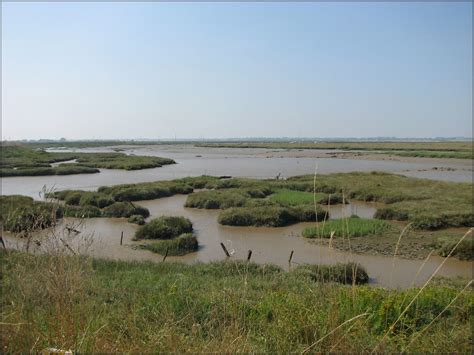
[[134, 216, 193, 240], [102, 202, 150, 218], [139, 233, 198, 256], [65, 193, 82, 206], [292, 262, 369, 285], [128, 214, 145, 225]]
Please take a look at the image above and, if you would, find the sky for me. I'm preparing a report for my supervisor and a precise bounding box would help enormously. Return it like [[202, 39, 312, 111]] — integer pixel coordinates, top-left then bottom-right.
[[1, 2, 472, 140]]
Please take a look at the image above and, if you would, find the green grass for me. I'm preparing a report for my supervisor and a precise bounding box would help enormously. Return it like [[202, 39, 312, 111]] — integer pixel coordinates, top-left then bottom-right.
[[302, 218, 393, 238], [269, 189, 344, 206], [139, 233, 198, 255], [1, 251, 473, 353], [0, 144, 175, 176], [134, 216, 193, 240]]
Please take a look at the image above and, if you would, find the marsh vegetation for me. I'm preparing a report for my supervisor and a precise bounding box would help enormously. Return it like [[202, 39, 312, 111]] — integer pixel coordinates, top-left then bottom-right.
[[1, 250, 472, 353], [0, 144, 175, 176]]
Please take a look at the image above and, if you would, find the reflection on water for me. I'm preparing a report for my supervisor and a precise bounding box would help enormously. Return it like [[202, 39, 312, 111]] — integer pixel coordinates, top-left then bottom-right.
[[1, 145, 472, 198], [5, 195, 472, 289]]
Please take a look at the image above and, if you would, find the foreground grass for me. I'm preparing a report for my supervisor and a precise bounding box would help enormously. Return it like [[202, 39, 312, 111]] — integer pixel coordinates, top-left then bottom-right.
[[1, 251, 472, 353], [302, 217, 393, 238], [0, 144, 175, 176]]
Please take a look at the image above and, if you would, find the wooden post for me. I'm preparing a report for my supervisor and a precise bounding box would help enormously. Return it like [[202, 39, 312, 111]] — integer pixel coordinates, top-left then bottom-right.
[[220, 242, 230, 257], [120, 231, 124, 245], [289, 250, 294, 264], [162, 247, 169, 262], [247, 250, 252, 262], [0, 236, 6, 250]]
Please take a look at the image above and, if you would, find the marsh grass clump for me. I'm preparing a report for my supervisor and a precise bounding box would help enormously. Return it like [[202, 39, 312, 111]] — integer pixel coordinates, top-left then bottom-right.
[[128, 214, 146, 225], [302, 218, 392, 238], [292, 262, 369, 285], [437, 236, 473, 260], [185, 190, 248, 209], [217, 204, 328, 227], [184, 187, 272, 210], [102, 202, 150, 218], [63, 205, 102, 218], [139, 233, 198, 255], [0, 195, 62, 232], [134, 216, 193, 240]]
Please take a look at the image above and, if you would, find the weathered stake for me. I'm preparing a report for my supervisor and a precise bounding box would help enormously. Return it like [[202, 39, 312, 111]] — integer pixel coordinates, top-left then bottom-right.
[[120, 231, 124, 245], [247, 250, 252, 261], [162, 247, 169, 262], [220, 242, 230, 257], [0, 236, 6, 250], [289, 250, 294, 264]]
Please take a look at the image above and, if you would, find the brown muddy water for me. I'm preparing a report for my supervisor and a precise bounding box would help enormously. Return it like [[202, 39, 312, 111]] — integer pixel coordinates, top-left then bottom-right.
[[1, 145, 472, 198], [4, 195, 472, 289]]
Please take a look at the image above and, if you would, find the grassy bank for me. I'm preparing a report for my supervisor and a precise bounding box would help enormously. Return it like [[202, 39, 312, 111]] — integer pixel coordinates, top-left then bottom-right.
[[1, 251, 472, 353], [0, 144, 175, 176]]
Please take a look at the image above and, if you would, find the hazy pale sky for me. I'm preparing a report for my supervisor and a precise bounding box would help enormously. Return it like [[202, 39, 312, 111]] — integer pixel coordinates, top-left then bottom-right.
[[1, 2, 472, 140]]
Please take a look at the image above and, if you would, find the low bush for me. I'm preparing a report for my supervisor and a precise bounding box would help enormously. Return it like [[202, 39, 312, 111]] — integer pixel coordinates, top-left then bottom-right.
[[128, 214, 146, 225], [134, 216, 193, 240], [139, 233, 198, 255]]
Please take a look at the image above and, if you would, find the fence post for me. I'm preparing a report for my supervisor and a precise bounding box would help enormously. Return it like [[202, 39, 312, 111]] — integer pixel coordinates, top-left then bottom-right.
[[289, 250, 294, 264], [120, 231, 124, 245], [220, 242, 230, 257], [247, 250, 252, 261], [162, 247, 169, 262]]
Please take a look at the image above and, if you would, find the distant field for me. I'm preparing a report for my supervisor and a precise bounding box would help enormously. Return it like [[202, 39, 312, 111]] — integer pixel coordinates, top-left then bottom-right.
[[197, 141, 473, 159]]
